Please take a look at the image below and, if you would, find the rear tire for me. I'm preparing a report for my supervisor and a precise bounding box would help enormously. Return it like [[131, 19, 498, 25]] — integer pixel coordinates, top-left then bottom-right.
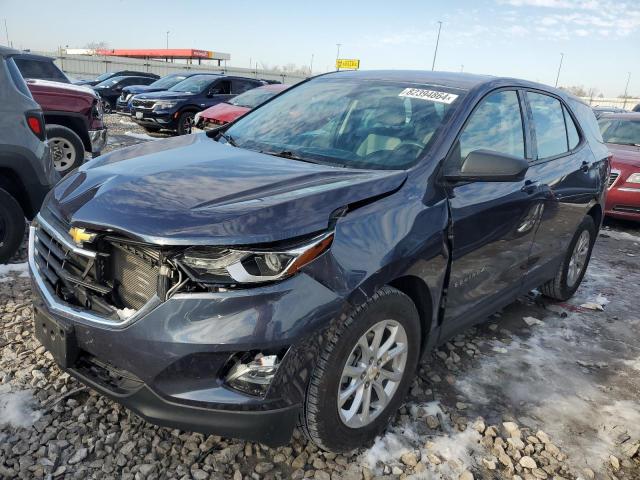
[[300, 286, 420, 452], [540, 215, 596, 301], [47, 125, 85, 175], [0, 189, 25, 264]]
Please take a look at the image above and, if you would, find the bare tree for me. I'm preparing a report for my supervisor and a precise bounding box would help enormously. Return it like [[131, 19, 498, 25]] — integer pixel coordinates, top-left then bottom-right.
[[84, 41, 109, 51]]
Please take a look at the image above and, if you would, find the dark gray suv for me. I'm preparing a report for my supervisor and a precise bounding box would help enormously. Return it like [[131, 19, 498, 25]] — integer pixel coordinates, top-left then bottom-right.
[[30, 70, 608, 451], [0, 46, 58, 262]]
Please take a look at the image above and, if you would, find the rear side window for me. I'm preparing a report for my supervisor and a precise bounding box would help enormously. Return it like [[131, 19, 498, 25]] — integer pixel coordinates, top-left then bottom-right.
[[457, 90, 525, 161], [563, 105, 580, 149], [5, 57, 33, 98], [569, 99, 604, 144], [14, 58, 67, 82], [233, 79, 258, 94], [527, 92, 568, 159]]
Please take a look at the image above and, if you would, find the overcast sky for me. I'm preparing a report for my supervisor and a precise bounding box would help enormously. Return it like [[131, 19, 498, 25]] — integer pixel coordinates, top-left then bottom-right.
[[2, 0, 638, 96]]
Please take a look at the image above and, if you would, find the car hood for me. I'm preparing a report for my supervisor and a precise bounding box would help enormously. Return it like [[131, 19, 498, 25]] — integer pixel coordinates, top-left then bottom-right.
[[607, 143, 640, 168], [27, 79, 98, 98], [200, 102, 249, 122], [49, 134, 407, 245], [74, 79, 98, 86], [136, 90, 195, 101], [123, 85, 164, 95]]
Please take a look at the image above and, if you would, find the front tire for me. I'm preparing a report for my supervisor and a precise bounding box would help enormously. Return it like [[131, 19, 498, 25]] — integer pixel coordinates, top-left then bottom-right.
[[47, 125, 85, 174], [176, 111, 195, 135], [540, 215, 596, 301], [0, 189, 25, 263], [300, 286, 420, 452]]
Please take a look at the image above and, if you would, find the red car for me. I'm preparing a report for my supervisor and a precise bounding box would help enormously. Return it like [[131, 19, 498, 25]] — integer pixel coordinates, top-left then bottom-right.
[[193, 84, 288, 131], [599, 113, 640, 221], [27, 79, 107, 174]]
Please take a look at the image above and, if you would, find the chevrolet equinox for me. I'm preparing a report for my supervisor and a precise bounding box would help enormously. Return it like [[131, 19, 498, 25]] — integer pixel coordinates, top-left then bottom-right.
[[29, 71, 608, 452]]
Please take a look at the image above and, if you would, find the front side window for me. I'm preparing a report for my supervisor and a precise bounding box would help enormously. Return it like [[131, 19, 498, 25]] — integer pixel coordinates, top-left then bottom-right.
[[224, 78, 463, 170], [169, 75, 219, 94], [455, 90, 525, 165], [527, 92, 568, 159]]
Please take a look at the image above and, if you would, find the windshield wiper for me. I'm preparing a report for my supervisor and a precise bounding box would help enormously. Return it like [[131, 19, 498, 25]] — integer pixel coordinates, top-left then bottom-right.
[[218, 132, 238, 147], [261, 149, 320, 165]]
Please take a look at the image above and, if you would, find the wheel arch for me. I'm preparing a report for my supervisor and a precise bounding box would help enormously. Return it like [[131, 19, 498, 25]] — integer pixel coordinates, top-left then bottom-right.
[[44, 114, 91, 152], [586, 202, 603, 229], [0, 169, 31, 218], [388, 275, 434, 356]]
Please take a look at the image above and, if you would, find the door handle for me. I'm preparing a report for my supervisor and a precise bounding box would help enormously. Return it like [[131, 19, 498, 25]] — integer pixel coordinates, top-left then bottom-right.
[[581, 161, 590, 173], [521, 180, 538, 194]]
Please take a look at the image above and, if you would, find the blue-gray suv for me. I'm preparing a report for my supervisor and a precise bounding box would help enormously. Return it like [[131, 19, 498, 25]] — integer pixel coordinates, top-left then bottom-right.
[[29, 70, 608, 451]]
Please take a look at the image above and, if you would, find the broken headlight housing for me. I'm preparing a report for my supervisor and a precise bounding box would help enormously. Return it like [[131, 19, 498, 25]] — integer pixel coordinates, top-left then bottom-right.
[[225, 352, 282, 396], [176, 231, 333, 285]]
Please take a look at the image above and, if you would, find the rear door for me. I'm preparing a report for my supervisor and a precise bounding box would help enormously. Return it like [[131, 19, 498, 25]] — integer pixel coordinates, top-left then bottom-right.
[[442, 89, 539, 334], [232, 79, 261, 94], [203, 78, 233, 107], [521, 90, 598, 285]]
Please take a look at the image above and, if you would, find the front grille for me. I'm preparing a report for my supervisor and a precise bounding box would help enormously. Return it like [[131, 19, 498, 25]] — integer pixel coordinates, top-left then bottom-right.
[[131, 99, 155, 109], [33, 219, 161, 319], [608, 172, 619, 188]]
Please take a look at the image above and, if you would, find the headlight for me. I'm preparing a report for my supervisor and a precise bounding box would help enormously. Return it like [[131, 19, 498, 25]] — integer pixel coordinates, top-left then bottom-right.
[[153, 100, 179, 110], [193, 112, 201, 127], [125, 94, 133, 101], [627, 173, 640, 184], [177, 232, 333, 285]]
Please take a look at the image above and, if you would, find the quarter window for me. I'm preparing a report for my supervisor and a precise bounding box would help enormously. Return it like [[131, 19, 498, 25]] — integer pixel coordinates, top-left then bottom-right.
[[457, 90, 525, 163], [563, 105, 580, 149], [527, 92, 568, 159]]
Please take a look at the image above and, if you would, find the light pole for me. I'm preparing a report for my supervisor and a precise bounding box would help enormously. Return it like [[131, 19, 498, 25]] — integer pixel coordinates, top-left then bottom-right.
[[336, 43, 342, 70], [622, 72, 631, 109], [4, 19, 9, 46], [310, 53, 314, 76], [554, 52, 564, 87], [431, 21, 442, 71], [166, 31, 170, 50], [460, 64, 464, 72]]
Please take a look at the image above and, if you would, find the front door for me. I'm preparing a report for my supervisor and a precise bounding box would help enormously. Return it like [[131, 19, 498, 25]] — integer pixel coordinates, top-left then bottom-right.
[[442, 89, 539, 335]]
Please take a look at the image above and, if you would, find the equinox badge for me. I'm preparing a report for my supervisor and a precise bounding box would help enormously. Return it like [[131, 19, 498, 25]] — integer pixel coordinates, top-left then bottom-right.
[[68, 227, 96, 246]]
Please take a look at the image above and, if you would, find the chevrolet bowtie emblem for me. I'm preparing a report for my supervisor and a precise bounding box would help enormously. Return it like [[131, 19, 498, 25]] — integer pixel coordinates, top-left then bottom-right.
[[68, 227, 97, 246]]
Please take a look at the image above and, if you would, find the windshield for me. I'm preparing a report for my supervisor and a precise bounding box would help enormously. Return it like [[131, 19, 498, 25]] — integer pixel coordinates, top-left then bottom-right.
[[95, 76, 126, 87], [151, 74, 188, 89], [224, 78, 463, 170], [169, 75, 217, 93], [229, 88, 277, 108], [599, 118, 640, 146], [95, 72, 114, 82]]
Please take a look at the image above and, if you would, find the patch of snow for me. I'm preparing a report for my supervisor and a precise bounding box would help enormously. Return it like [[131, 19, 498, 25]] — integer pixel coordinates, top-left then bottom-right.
[[124, 131, 160, 141], [0, 387, 41, 428], [599, 229, 640, 243], [0, 262, 29, 283], [116, 307, 137, 321], [119, 119, 136, 126]]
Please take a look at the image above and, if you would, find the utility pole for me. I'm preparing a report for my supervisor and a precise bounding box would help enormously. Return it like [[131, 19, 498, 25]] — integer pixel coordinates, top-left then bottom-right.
[[4, 19, 9, 46], [166, 31, 170, 50], [310, 53, 314, 76], [622, 72, 631, 109], [554, 52, 564, 87], [336, 43, 341, 70], [431, 21, 442, 71]]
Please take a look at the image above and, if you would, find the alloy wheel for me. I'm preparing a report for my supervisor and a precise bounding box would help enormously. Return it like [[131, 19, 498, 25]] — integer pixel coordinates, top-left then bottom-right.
[[337, 319, 408, 428], [49, 137, 77, 172], [567, 229, 590, 287]]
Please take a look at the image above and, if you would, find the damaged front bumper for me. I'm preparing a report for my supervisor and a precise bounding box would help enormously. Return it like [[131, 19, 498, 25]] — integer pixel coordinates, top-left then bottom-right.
[[89, 128, 108, 155], [28, 222, 344, 445]]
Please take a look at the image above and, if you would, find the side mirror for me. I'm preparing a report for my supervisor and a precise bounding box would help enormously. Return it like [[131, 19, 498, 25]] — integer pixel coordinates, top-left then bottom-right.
[[445, 149, 529, 182]]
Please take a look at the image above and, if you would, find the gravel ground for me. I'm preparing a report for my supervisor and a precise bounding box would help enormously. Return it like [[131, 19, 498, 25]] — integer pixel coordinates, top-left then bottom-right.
[[1, 115, 639, 479]]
